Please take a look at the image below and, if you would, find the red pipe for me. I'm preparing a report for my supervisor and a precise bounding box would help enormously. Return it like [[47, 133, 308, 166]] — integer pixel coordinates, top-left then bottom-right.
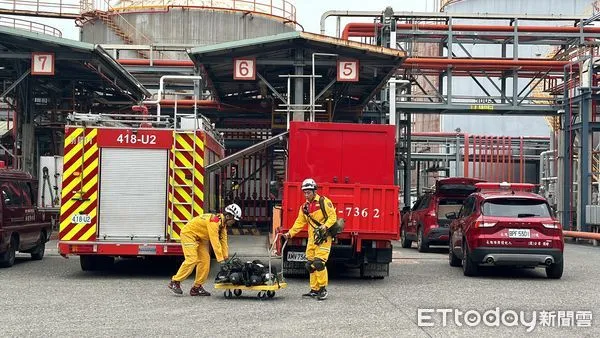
[[341, 22, 600, 40], [563, 231, 600, 240]]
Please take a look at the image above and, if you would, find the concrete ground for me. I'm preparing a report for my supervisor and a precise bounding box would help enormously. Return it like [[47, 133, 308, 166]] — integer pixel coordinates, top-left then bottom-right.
[[0, 237, 598, 337]]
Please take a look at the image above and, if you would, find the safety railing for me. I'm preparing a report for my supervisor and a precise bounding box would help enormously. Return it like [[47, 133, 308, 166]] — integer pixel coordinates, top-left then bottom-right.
[[0, 0, 81, 17], [104, 0, 296, 22], [0, 15, 62, 36]]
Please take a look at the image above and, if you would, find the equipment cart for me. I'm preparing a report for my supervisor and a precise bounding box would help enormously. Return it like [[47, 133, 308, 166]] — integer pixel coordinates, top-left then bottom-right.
[[215, 233, 288, 299]]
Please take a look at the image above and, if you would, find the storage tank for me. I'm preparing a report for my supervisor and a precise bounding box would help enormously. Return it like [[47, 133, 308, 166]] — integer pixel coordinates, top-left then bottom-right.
[[79, 0, 297, 58], [438, 0, 596, 137]]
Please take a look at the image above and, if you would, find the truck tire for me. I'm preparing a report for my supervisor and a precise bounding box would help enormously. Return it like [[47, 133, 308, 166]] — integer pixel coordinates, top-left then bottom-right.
[[80, 255, 115, 271], [282, 260, 308, 277], [360, 262, 388, 279], [30, 231, 46, 261], [400, 226, 412, 248], [417, 226, 429, 252], [0, 236, 17, 268]]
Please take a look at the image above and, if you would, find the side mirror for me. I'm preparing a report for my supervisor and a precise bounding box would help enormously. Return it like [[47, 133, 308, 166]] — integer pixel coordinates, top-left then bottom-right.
[[446, 212, 457, 220]]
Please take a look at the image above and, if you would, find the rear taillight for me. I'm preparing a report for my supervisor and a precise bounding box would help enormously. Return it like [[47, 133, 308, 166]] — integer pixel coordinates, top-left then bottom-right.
[[542, 222, 561, 229], [474, 220, 497, 228]]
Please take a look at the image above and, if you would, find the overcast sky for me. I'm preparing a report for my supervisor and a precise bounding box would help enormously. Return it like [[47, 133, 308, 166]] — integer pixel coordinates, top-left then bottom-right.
[[26, 0, 439, 41]]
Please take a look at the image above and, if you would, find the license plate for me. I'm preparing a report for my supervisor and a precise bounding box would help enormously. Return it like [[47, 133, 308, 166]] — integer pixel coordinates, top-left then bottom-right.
[[287, 251, 307, 262], [508, 229, 531, 238], [71, 214, 91, 224]]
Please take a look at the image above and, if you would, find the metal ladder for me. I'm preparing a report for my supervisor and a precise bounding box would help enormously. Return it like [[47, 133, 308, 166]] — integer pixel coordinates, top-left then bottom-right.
[[169, 95, 200, 237]]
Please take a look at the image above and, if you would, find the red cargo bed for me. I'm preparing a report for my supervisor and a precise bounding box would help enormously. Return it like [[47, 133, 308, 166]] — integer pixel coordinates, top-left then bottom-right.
[[282, 182, 399, 239]]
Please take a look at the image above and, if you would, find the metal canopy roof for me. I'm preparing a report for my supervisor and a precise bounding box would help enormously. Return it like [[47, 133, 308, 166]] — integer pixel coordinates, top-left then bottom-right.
[[0, 26, 149, 104], [188, 31, 405, 120]]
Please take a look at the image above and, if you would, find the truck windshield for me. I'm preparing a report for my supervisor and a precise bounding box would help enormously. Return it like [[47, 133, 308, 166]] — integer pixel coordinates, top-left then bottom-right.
[[482, 198, 552, 218]]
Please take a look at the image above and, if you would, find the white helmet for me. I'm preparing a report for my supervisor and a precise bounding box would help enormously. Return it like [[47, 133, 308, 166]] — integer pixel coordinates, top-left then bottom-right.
[[301, 178, 317, 191], [225, 203, 242, 221]]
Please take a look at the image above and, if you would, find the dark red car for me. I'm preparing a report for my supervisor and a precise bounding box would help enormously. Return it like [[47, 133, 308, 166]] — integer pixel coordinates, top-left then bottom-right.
[[400, 177, 485, 252], [448, 182, 564, 279]]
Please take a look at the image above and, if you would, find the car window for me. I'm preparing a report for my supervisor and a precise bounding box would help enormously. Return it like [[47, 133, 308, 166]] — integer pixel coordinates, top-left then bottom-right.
[[418, 195, 431, 210], [482, 198, 552, 217], [437, 198, 464, 219], [20, 182, 33, 207], [0, 181, 23, 207], [411, 197, 423, 211], [460, 196, 475, 217]]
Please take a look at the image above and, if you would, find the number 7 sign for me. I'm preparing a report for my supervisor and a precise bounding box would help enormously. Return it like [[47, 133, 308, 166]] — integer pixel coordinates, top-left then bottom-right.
[[337, 60, 359, 82], [31, 52, 55, 75], [233, 58, 256, 80]]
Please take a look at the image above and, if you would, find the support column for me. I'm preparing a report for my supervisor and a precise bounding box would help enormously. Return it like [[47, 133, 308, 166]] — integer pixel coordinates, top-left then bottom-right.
[[579, 90, 591, 232], [293, 49, 304, 122]]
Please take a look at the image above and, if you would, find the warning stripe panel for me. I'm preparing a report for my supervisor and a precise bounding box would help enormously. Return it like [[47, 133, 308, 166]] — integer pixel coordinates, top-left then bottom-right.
[[167, 131, 206, 240], [59, 127, 99, 242]]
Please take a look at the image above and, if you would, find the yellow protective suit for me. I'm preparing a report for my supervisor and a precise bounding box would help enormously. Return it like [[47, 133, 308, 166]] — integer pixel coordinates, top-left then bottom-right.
[[172, 213, 228, 286], [288, 193, 337, 290]]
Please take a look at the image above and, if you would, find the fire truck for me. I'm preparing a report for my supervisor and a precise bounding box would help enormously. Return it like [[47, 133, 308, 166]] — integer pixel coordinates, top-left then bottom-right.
[[277, 121, 400, 278], [58, 111, 224, 271]]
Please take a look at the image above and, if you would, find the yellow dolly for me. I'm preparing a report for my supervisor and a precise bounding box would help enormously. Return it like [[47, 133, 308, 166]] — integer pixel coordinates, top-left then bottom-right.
[[214, 233, 288, 300]]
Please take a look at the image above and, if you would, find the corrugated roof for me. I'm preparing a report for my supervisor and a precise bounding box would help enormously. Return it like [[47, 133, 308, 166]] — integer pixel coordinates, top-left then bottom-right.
[[189, 31, 405, 58], [0, 26, 149, 101]]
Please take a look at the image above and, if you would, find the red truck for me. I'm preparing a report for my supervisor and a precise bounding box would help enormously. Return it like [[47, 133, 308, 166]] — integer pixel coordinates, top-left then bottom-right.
[[277, 121, 399, 278]]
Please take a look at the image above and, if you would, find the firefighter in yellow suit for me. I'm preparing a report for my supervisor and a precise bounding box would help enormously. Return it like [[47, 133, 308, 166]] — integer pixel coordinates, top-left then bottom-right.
[[168, 204, 242, 296], [284, 178, 336, 301]]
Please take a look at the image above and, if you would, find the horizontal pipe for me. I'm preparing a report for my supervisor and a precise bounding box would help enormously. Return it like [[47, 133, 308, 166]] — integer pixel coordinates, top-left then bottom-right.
[[117, 58, 573, 73], [158, 99, 218, 107], [342, 22, 600, 39], [563, 230, 600, 240]]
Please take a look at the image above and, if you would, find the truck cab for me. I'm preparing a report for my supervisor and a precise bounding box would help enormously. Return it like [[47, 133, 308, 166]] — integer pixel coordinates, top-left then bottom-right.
[[0, 164, 52, 267]]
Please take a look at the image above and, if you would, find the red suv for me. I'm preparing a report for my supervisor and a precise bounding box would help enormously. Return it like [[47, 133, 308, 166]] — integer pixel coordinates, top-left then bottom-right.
[[400, 177, 485, 252], [448, 182, 564, 279]]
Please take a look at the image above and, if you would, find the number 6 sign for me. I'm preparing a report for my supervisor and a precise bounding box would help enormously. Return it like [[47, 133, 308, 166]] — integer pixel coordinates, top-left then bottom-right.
[[31, 52, 55, 75], [337, 59, 359, 82], [233, 58, 256, 80]]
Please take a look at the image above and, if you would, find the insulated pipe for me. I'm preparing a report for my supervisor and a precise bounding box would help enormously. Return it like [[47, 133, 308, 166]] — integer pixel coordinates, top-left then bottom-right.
[[563, 230, 600, 240]]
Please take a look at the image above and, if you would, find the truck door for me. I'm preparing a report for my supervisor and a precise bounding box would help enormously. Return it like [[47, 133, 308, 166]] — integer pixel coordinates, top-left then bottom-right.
[[98, 148, 168, 241], [0, 180, 35, 246]]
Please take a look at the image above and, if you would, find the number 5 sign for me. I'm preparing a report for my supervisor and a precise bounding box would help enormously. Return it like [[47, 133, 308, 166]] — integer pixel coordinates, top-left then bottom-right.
[[337, 59, 359, 82], [233, 58, 256, 80], [31, 52, 55, 75]]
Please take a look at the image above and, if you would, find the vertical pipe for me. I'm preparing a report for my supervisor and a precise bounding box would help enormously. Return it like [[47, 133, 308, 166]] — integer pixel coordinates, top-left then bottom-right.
[[484, 136, 489, 180], [478, 135, 483, 179], [463, 133, 469, 177], [580, 90, 590, 232], [502, 136, 507, 181], [508, 136, 512, 182], [520, 136, 524, 183]]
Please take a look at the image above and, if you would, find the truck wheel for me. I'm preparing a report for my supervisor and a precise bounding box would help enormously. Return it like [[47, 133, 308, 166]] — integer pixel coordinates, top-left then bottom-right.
[[400, 226, 412, 248], [546, 260, 563, 279], [417, 227, 429, 252], [462, 241, 479, 277], [31, 231, 46, 261], [0, 236, 17, 268], [80, 255, 97, 271]]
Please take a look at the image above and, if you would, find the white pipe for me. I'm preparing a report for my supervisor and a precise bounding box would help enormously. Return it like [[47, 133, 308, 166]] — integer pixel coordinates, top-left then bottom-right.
[[142, 75, 203, 120]]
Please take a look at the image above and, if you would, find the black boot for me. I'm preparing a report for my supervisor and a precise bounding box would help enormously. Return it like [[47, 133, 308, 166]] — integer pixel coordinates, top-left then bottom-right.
[[302, 289, 319, 297], [317, 287, 328, 300]]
